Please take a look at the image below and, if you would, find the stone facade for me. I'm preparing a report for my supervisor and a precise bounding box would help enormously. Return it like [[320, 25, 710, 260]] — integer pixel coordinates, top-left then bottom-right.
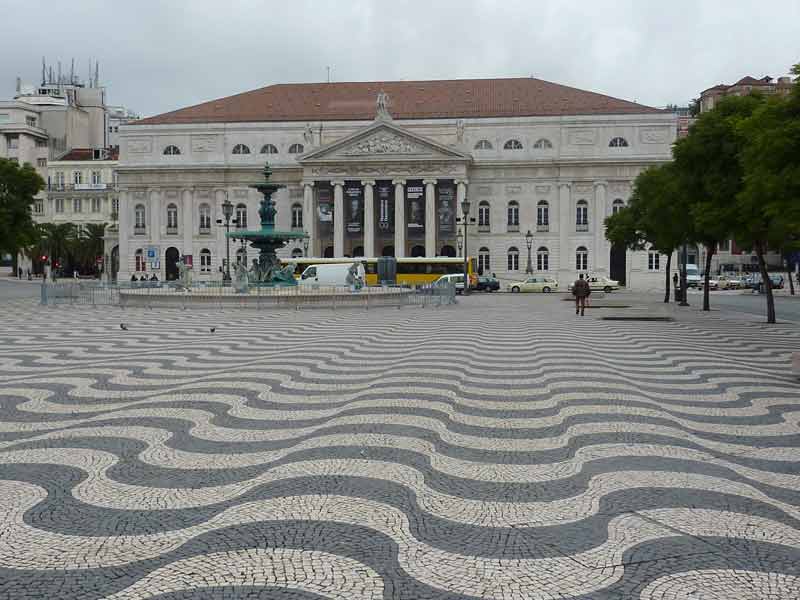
[[115, 86, 678, 289]]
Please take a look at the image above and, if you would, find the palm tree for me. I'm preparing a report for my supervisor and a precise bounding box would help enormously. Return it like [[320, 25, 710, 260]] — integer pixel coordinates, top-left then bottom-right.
[[71, 223, 107, 274], [29, 223, 77, 272]]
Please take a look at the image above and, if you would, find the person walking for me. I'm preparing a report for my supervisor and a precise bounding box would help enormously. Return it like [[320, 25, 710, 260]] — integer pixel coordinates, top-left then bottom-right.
[[572, 274, 591, 316]]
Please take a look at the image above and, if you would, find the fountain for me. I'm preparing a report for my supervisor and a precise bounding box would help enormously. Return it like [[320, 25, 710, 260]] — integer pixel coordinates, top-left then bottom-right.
[[228, 163, 307, 287]]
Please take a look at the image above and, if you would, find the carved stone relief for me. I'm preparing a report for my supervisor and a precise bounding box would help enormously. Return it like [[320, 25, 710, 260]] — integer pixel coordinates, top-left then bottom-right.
[[505, 185, 522, 195], [341, 132, 426, 156], [477, 186, 492, 196], [535, 185, 551, 194], [191, 135, 217, 153], [639, 128, 669, 144], [127, 138, 152, 153], [574, 183, 592, 193], [609, 181, 630, 193], [568, 129, 596, 145]]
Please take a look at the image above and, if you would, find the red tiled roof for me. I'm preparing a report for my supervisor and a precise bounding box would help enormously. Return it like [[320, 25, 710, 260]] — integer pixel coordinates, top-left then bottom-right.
[[56, 148, 119, 161], [135, 77, 663, 125], [732, 75, 771, 86]]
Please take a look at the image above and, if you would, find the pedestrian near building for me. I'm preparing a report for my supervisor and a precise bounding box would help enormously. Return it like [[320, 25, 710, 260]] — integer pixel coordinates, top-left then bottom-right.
[[572, 274, 591, 316]]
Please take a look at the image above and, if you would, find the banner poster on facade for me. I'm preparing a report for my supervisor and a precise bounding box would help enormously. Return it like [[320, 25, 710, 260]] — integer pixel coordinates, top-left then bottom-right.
[[406, 182, 424, 236], [317, 188, 332, 224], [345, 184, 363, 235], [437, 184, 455, 234], [376, 182, 394, 233]]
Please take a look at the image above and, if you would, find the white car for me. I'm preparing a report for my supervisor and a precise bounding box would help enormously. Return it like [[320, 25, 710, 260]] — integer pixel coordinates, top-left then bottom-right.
[[568, 275, 619, 293]]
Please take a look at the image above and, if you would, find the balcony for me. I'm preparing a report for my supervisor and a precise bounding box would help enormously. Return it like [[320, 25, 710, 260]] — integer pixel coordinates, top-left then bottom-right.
[[199, 226, 212, 235], [536, 223, 549, 232], [47, 183, 114, 192], [507, 224, 520, 233], [133, 225, 146, 235], [478, 224, 491, 233], [166, 226, 179, 235], [576, 223, 589, 232]]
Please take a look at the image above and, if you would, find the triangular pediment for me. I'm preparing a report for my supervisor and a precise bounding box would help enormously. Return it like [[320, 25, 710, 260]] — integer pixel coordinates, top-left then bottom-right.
[[299, 121, 471, 163]]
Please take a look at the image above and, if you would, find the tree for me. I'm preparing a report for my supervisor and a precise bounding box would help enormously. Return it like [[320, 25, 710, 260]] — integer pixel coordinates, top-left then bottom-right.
[[673, 94, 764, 311], [606, 163, 688, 303], [30, 223, 77, 274], [736, 63, 800, 323], [71, 223, 107, 275], [0, 158, 45, 269]]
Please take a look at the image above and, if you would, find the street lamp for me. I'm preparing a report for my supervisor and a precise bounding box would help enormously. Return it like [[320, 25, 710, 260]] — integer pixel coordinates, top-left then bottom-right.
[[303, 236, 309, 257], [460, 198, 471, 295], [217, 197, 234, 283], [525, 229, 534, 274], [456, 230, 463, 257]]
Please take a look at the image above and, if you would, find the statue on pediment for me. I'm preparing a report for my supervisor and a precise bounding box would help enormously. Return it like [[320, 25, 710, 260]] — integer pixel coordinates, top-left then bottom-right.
[[376, 91, 392, 121]]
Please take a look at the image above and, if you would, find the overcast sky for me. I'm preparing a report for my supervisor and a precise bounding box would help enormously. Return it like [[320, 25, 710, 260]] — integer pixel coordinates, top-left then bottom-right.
[[2, 0, 798, 118]]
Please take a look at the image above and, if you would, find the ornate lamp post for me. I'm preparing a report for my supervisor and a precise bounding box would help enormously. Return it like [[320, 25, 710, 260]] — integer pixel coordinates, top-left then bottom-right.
[[525, 229, 534, 274], [217, 197, 234, 282], [460, 198, 471, 295], [456, 230, 463, 257], [303, 236, 309, 257]]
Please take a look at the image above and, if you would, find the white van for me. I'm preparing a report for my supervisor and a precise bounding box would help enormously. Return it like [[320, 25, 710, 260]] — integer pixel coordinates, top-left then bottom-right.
[[299, 262, 365, 286], [685, 264, 701, 288]]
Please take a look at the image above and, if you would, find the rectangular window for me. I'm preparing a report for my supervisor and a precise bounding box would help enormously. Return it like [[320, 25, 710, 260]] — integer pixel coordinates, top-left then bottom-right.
[[36, 158, 47, 167], [56, 172, 65, 188], [648, 252, 660, 271], [73, 198, 82, 213], [7, 134, 19, 149], [55, 198, 64, 213], [91, 197, 101, 213], [507, 252, 519, 271], [26, 116, 37, 127], [91, 171, 101, 185], [34, 200, 44, 214], [73, 171, 82, 185], [112, 198, 119, 215]]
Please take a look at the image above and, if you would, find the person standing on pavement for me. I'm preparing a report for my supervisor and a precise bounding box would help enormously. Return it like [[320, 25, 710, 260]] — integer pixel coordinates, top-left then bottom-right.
[[572, 274, 591, 316]]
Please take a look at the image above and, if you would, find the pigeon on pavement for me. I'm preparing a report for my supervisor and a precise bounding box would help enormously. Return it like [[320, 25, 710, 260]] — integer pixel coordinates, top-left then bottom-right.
[[120, 323, 128, 331]]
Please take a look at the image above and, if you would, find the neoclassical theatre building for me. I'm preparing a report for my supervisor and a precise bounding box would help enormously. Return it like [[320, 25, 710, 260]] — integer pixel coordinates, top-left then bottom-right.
[[113, 78, 677, 287]]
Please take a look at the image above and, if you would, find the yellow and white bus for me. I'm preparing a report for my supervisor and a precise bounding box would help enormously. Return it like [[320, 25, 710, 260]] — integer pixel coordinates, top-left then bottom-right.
[[281, 257, 477, 287]]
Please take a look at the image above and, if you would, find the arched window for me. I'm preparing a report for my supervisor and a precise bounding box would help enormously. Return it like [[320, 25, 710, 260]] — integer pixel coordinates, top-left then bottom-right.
[[381, 245, 395, 257], [440, 244, 456, 257], [576, 199, 588, 230], [323, 246, 334, 258], [537, 200, 549, 229], [288, 143, 304, 154], [232, 144, 250, 155], [236, 247, 247, 265], [291, 203, 303, 229], [536, 246, 549, 271], [507, 200, 519, 229], [291, 248, 303, 258], [134, 248, 145, 272], [612, 199, 625, 215], [478, 200, 490, 228], [504, 139, 523, 150], [166, 203, 178, 232], [609, 137, 629, 148], [576, 246, 588, 271], [200, 248, 211, 272], [474, 139, 493, 150], [478, 247, 490, 274], [163, 145, 181, 155], [260, 144, 278, 154], [134, 204, 146, 230], [352, 246, 364, 257], [199, 203, 211, 232], [411, 245, 425, 257], [507, 247, 520, 271], [235, 203, 247, 229], [533, 138, 553, 149]]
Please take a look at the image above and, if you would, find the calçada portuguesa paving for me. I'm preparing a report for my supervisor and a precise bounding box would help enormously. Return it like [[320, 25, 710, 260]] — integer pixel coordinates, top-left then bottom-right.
[[0, 289, 799, 599]]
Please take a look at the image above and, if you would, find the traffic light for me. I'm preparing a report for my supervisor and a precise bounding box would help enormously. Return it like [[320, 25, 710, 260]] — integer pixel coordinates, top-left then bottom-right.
[[40, 255, 48, 263]]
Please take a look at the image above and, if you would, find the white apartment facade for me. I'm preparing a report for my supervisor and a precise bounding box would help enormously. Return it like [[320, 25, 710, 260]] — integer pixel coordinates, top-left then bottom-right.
[[113, 78, 677, 288]]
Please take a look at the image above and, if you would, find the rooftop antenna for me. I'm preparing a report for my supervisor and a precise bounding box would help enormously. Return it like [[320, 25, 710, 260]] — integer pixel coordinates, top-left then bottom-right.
[[58, 61, 62, 86], [95, 61, 99, 87], [70, 58, 75, 85], [326, 66, 331, 83]]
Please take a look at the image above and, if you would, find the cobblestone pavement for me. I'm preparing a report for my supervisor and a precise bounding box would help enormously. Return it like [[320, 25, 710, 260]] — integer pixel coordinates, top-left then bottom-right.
[[1, 293, 799, 599]]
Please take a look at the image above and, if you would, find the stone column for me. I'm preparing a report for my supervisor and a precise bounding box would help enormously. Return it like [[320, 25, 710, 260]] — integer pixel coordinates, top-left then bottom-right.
[[182, 188, 193, 261], [362, 180, 375, 258], [118, 189, 130, 280], [558, 182, 571, 280], [393, 179, 406, 257], [424, 179, 437, 257], [149, 189, 160, 242], [303, 181, 316, 257], [333, 180, 345, 257], [594, 181, 607, 275]]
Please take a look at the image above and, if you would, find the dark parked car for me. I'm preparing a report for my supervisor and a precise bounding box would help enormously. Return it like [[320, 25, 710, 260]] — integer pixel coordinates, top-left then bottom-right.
[[475, 276, 500, 292]]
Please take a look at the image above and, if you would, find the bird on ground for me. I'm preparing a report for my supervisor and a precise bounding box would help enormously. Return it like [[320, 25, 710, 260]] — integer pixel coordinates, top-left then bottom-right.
[[120, 323, 128, 331], [210, 327, 216, 333]]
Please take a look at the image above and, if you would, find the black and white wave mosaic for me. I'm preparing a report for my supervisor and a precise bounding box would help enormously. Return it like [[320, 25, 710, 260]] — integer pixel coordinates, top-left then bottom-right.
[[0, 294, 799, 599]]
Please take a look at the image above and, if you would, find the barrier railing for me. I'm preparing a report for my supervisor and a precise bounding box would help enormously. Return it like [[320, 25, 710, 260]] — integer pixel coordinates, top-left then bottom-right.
[[40, 280, 457, 309]]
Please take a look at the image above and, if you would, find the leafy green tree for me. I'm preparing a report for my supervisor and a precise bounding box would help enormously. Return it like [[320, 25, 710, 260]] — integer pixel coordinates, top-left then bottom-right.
[[673, 94, 764, 311], [0, 158, 45, 270], [736, 63, 800, 323], [606, 163, 688, 302], [71, 223, 107, 275], [30, 223, 77, 275]]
